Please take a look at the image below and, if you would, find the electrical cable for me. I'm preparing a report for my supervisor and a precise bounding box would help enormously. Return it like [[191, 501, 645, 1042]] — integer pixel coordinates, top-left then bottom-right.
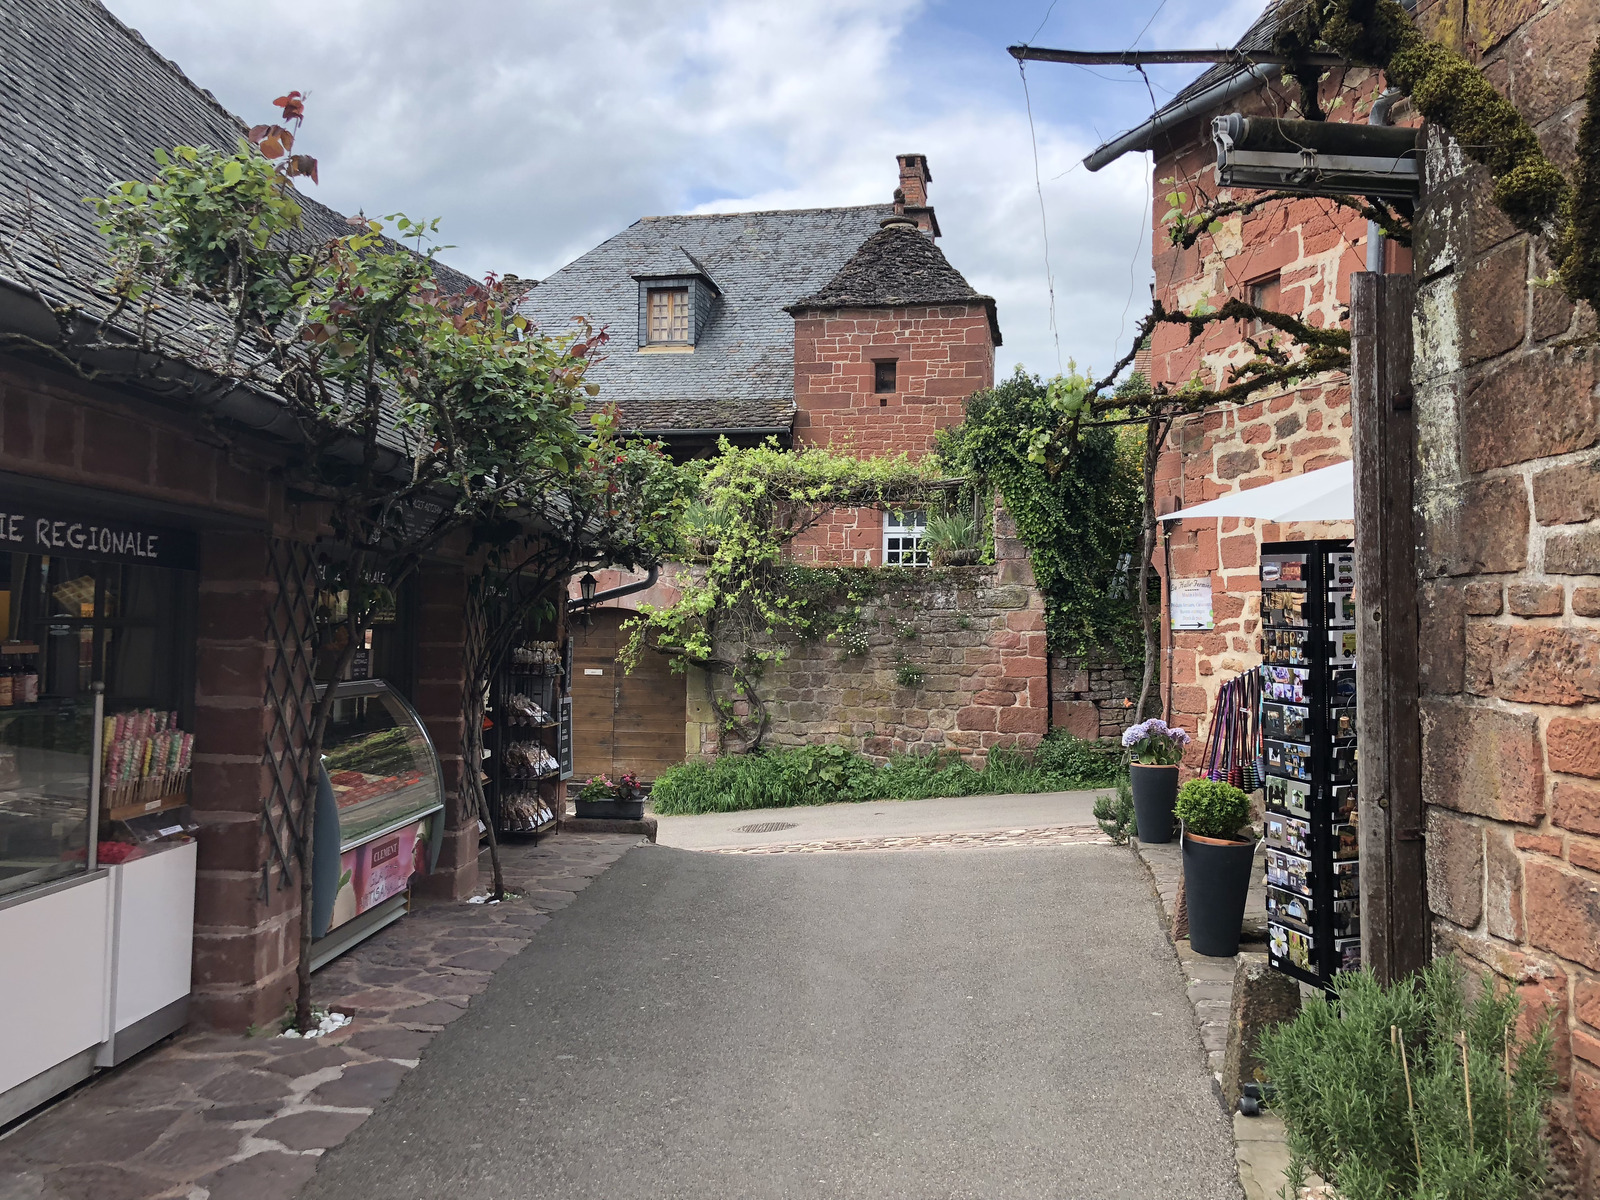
[[1018, 60, 1064, 375]]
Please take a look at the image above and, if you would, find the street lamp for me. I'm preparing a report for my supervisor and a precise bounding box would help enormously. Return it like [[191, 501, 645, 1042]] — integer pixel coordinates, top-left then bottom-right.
[[579, 572, 597, 606]]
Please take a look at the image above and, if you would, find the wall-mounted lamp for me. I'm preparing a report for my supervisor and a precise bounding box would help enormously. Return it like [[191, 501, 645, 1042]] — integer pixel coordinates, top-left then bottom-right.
[[579, 572, 598, 605]]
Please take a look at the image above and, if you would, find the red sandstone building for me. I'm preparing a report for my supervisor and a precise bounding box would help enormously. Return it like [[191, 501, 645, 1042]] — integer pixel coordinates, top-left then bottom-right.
[[1088, 0, 1600, 1182], [522, 164, 1051, 779]]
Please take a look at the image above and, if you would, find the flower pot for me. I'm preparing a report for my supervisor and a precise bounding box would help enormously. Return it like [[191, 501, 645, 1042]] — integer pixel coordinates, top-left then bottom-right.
[[1130, 763, 1179, 844], [574, 798, 645, 821], [1182, 831, 1258, 958]]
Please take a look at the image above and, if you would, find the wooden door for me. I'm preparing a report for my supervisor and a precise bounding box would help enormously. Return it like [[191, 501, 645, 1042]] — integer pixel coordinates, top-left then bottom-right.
[[568, 610, 686, 783]]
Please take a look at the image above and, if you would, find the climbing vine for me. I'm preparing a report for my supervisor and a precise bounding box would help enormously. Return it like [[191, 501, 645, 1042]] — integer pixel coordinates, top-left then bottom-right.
[[936, 367, 1146, 664], [620, 440, 944, 751]]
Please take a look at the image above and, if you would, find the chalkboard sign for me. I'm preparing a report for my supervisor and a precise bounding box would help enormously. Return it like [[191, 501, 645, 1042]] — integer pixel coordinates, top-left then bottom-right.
[[0, 500, 197, 569], [557, 696, 573, 781]]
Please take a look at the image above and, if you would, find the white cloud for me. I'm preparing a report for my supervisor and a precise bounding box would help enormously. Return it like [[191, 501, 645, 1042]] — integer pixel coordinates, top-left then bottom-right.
[[100, 0, 1275, 382]]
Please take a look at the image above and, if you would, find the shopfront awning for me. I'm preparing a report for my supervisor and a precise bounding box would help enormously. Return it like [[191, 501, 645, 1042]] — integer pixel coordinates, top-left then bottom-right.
[[1160, 460, 1353, 523]]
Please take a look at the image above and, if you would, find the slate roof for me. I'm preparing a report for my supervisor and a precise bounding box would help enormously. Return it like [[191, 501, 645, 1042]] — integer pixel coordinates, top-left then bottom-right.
[[1156, 0, 1301, 116], [790, 224, 1001, 346], [519, 206, 894, 433], [0, 0, 474, 389]]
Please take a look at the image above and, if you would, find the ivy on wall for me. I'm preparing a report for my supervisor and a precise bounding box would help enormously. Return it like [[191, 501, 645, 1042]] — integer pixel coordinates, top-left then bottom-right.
[[936, 367, 1146, 664]]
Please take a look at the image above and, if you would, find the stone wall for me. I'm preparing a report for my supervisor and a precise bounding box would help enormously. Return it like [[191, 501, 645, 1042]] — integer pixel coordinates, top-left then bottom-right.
[[1049, 653, 1139, 740], [712, 519, 1047, 764], [1406, 0, 1600, 1181]]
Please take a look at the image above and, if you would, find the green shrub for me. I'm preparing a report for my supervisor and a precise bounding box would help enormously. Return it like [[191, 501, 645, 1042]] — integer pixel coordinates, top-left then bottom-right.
[[1174, 777, 1250, 839], [1092, 771, 1135, 844], [647, 732, 1120, 815], [1259, 958, 1556, 1200]]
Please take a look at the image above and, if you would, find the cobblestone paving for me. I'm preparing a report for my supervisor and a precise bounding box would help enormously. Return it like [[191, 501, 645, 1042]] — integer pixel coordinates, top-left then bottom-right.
[[0, 833, 645, 1200], [704, 824, 1110, 854]]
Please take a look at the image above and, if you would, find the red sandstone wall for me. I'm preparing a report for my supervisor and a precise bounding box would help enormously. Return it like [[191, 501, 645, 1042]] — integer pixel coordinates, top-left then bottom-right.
[[789, 302, 994, 565], [1405, 0, 1600, 1182]]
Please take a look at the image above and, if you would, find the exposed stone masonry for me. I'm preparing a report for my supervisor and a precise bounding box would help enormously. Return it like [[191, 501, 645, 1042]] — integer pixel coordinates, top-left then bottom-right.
[[1049, 653, 1139, 740]]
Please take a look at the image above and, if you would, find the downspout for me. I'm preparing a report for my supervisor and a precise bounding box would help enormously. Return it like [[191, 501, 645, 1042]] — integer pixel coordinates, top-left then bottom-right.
[[1365, 88, 1403, 272], [568, 565, 659, 613]]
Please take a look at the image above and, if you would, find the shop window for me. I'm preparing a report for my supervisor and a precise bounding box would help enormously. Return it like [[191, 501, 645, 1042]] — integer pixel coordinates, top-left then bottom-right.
[[883, 510, 929, 567], [0, 549, 195, 900], [314, 578, 417, 700]]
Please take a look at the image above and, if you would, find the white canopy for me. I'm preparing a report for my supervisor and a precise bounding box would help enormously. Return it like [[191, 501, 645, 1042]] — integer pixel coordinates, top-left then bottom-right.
[[1160, 460, 1353, 523]]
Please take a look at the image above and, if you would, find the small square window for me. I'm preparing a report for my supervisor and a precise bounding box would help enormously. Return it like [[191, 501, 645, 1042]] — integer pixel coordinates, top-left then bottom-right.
[[883, 510, 929, 567], [1248, 275, 1281, 337], [648, 287, 689, 343], [874, 360, 897, 394]]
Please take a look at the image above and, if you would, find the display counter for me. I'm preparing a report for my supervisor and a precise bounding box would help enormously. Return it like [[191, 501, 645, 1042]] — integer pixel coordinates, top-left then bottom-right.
[[310, 679, 444, 968]]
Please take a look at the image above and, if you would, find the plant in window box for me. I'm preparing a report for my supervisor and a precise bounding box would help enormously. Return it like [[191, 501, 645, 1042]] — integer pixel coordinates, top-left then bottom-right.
[[923, 509, 980, 567], [574, 772, 646, 821], [1174, 778, 1255, 958], [1121, 718, 1191, 844]]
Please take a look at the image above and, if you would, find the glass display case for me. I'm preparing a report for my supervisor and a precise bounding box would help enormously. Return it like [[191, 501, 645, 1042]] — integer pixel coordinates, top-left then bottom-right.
[[0, 698, 97, 899], [310, 679, 445, 962]]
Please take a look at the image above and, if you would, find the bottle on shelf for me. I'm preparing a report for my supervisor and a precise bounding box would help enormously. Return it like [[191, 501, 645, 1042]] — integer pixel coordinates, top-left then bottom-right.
[[0, 657, 15, 708], [21, 655, 38, 705]]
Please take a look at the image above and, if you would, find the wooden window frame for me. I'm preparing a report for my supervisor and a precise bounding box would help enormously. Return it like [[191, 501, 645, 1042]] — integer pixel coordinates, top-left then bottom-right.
[[647, 287, 690, 345]]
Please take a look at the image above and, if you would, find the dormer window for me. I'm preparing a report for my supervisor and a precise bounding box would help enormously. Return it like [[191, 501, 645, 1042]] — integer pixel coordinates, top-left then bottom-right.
[[648, 287, 690, 344], [634, 251, 721, 351]]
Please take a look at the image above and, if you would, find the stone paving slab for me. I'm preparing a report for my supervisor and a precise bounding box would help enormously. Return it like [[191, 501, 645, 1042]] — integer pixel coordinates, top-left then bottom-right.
[[1131, 834, 1316, 1200], [0, 832, 645, 1200], [703, 824, 1111, 854]]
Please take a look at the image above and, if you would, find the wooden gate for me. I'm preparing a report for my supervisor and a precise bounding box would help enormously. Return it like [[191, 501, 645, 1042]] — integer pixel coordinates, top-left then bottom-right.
[[569, 609, 686, 783]]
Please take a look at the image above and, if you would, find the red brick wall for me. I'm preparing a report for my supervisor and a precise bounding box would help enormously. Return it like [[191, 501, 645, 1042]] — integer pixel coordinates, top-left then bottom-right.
[[790, 302, 994, 565], [408, 565, 477, 903], [1406, 0, 1600, 1182]]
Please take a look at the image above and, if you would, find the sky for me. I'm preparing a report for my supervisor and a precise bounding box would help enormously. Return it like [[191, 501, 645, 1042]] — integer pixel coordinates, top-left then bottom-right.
[[101, 0, 1265, 383]]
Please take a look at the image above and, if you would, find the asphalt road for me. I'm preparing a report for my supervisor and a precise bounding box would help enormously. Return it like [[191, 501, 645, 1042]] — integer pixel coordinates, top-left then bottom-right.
[[653, 788, 1110, 850], [302, 844, 1242, 1200]]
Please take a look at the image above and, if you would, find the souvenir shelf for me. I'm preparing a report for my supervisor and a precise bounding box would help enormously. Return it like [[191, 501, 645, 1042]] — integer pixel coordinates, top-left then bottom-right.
[[1260, 539, 1360, 989], [485, 639, 571, 836]]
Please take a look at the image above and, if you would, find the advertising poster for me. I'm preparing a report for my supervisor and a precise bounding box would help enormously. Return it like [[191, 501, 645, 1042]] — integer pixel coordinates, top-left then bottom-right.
[[327, 818, 430, 932]]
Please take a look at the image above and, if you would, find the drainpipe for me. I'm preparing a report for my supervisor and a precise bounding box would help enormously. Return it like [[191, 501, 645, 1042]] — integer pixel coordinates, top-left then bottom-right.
[[1366, 88, 1403, 272], [568, 565, 659, 613]]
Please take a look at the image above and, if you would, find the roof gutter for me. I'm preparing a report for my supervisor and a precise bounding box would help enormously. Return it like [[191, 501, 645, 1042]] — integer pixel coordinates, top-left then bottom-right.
[[1085, 62, 1277, 171], [628, 425, 791, 438]]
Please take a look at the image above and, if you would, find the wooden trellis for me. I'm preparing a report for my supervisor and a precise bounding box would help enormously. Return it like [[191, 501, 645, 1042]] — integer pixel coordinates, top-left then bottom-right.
[[260, 537, 320, 899]]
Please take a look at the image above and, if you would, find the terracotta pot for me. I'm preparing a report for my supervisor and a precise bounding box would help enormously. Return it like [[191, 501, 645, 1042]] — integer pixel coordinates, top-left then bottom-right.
[[1182, 830, 1257, 957], [1130, 763, 1179, 844]]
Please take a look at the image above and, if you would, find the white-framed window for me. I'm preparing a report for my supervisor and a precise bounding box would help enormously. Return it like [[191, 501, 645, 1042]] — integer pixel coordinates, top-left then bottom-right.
[[883, 510, 929, 567]]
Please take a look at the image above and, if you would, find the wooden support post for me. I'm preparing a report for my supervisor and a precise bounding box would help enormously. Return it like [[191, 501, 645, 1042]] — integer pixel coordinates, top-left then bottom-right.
[[1350, 271, 1427, 984]]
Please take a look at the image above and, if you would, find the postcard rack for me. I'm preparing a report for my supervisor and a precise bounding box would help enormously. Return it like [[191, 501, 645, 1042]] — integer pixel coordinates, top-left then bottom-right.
[[1259, 539, 1360, 988]]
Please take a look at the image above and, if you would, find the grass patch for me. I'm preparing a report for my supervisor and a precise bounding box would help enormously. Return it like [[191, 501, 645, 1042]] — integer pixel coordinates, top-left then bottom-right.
[[649, 732, 1119, 816]]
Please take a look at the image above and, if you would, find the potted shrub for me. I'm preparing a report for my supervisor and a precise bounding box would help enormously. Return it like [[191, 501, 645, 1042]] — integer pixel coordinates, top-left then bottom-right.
[[574, 772, 646, 821], [1121, 719, 1191, 844], [923, 509, 981, 567], [1175, 777, 1255, 957]]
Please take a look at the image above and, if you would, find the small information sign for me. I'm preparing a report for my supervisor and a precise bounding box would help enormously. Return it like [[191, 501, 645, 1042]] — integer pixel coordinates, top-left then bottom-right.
[[1170, 576, 1215, 630]]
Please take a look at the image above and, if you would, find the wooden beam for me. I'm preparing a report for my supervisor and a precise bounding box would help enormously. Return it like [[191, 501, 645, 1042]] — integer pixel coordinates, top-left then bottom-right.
[[1350, 271, 1427, 984], [1007, 46, 1346, 67]]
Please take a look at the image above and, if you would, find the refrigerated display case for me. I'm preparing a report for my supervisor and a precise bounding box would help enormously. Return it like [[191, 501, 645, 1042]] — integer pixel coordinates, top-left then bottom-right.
[[1261, 539, 1361, 988], [309, 678, 445, 968]]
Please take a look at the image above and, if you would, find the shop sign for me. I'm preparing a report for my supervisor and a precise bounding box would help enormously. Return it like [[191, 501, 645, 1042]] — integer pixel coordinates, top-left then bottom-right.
[[558, 695, 573, 781], [0, 501, 197, 569], [1170, 576, 1215, 630]]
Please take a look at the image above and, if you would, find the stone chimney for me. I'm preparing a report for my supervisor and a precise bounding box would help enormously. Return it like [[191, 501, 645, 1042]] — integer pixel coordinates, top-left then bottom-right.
[[893, 153, 940, 238]]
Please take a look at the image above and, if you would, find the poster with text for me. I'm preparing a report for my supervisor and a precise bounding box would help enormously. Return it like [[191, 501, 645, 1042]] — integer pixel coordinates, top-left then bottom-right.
[[1169, 576, 1215, 630]]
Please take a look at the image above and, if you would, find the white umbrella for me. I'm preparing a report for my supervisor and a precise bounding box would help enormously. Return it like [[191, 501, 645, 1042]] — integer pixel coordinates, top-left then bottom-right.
[[1159, 460, 1353, 523]]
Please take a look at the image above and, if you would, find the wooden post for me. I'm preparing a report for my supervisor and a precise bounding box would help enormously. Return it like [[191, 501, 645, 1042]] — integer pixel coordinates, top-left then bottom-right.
[[1350, 271, 1427, 983]]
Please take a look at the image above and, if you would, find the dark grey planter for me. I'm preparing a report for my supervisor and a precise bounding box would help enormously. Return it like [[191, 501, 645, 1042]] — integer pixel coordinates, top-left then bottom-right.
[[575, 798, 645, 821], [1131, 763, 1178, 844], [1182, 831, 1258, 957]]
